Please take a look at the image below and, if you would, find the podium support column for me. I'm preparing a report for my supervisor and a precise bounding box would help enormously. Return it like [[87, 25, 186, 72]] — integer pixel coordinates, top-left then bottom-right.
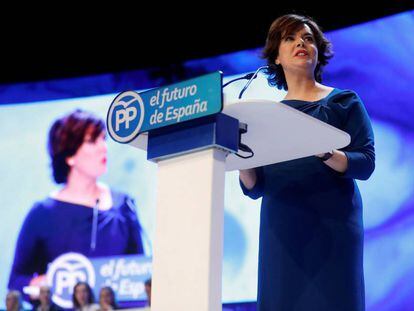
[[151, 148, 226, 311]]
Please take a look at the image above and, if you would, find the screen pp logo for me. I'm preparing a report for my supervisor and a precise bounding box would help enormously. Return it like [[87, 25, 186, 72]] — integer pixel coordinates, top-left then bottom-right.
[[47, 253, 95, 309], [107, 91, 145, 143]]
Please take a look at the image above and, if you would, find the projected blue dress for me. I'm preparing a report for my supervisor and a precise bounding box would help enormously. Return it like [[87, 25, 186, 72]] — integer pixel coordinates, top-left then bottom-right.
[[8, 190, 144, 293], [241, 89, 375, 311]]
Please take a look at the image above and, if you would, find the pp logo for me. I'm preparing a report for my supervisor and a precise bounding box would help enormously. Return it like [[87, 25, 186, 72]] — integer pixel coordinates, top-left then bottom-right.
[[47, 253, 95, 309], [107, 91, 145, 143]]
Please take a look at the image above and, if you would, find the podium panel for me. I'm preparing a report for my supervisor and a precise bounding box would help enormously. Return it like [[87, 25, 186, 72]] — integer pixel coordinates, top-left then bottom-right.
[[223, 99, 350, 171]]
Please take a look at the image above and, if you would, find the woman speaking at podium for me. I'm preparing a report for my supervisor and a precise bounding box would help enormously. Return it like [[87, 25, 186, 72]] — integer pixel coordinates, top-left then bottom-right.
[[239, 14, 375, 310], [8, 109, 145, 298]]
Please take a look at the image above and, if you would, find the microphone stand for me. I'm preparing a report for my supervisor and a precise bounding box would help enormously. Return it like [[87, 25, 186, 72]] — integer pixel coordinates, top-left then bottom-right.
[[90, 199, 99, 251], [238, 65, 269, 99], [222, 72, 256, 88]]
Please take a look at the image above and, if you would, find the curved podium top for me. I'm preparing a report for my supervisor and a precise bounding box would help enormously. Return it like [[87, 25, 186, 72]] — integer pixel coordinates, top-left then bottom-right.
[[127, 99, 350, 172], [222, 99, 350, 171]]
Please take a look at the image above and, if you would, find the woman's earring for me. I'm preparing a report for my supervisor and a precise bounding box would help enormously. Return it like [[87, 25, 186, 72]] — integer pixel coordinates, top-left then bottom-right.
[[67, 158, 75, 166]]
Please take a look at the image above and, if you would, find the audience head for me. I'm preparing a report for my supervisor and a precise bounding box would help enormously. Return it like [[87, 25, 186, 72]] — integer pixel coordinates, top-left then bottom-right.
[[73, 282, 95, 309], [38, 285, 52, 307], [144, 278, 152, 306], [99, 286, 117, 310], [6, 290, 22, 311]]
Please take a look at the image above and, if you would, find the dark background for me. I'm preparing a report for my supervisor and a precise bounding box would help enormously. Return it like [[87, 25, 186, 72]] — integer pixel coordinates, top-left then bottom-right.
[[2, 1, 413, 85]]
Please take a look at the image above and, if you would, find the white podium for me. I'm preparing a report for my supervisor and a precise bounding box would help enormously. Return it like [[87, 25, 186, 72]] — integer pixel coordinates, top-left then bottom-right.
[[223, 99, 350, 170]]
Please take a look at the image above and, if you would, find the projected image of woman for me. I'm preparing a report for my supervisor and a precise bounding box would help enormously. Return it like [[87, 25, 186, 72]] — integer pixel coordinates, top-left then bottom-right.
[[8, 109, 145, 295], [239, 14, 375, 310]]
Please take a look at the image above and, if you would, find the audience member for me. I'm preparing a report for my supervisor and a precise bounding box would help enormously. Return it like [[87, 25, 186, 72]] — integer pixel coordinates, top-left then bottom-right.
[[72, 282, 99, 311], [6, 290, 23, 311], [98, 287, 117, 311]]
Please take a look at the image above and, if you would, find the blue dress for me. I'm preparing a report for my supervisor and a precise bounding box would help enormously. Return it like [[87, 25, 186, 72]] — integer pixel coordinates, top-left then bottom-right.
[[241, 89, 375, 311], [8, 190, 144, 293]]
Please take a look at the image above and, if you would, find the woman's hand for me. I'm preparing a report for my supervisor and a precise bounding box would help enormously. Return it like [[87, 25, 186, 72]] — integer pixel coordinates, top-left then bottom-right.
[[239, 168, 257, 190], [27, 274, 47, 299], [317, 150, 348, 173]]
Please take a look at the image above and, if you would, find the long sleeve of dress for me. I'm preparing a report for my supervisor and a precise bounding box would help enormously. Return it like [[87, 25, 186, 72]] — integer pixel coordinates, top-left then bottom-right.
[[331, 90, 375, 180], [8, 203, 46, 292]]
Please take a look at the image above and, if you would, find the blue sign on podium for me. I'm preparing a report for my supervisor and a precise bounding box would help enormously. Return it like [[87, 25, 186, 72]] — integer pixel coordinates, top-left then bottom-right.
[[107, 71, 223, 143]]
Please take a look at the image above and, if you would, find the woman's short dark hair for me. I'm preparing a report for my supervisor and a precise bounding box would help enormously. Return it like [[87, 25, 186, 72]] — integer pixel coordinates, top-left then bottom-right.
[[48, 109, 105, 184], [73, 281, 95, 308], [262, 14, 333, 90]]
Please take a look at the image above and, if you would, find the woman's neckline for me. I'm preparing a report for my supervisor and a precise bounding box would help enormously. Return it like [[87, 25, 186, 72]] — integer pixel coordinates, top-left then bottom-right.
[[47, 197, 100, 209], [47, 189, 114, 210], [281, 88, 339, 103]]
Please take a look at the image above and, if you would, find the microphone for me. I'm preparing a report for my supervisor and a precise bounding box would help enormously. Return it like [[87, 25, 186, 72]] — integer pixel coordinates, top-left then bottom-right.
[[90, 199, 99, 251], [222, 72, 257, 88], [222, 65, 268, 159], [238, 65, 269, 99]]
